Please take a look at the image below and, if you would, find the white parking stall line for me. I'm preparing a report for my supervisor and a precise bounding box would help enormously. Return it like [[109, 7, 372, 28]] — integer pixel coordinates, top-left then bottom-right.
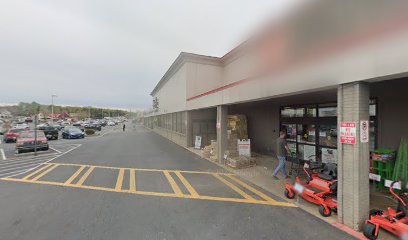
[[2, 143, 82, 179], [0, 149, 6, 160], [0, 158, 47, 169], [0, 162, 44, 174], [0, 169, 27, 178], [1, 153, 59, 163], [49, 147, 62, 154]]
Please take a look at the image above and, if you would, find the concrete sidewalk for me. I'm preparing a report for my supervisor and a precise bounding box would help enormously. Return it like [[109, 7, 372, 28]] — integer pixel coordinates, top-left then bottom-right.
[[188, 148, 338, 221]]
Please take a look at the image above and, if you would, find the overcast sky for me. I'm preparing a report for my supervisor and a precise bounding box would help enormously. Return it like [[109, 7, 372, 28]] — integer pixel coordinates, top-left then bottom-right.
[[0, 0, 300, 110]]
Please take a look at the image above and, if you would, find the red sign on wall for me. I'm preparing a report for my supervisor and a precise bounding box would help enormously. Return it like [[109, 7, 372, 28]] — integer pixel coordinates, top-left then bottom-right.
[[340, 122, 357, 144]]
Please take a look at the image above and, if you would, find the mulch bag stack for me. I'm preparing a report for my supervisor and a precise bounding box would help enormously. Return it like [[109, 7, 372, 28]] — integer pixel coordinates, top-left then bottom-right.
[[392, 138, 408, 185], [227, 115, 248, 158], [226, 115, 255, 168], [202, 140, 218, 161], [226, 155, 256, 169]]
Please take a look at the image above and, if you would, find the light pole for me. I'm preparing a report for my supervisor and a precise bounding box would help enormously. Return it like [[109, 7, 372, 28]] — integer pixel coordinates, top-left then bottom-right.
[[51, 94, 57, 124]]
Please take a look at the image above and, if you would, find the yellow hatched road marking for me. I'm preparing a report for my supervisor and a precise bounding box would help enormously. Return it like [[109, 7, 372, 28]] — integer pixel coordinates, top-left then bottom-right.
[[129, 169, 136, 193], [0, 177, 296, 207], [213, 174, 255, 201], [115, 168, 125, 191], [75, 166, 95, 186], [31, 164, 59, 181], [64, 165, 86, 185], [44, 162, 234, 175], [22, 164, 52, 180], [174, 171, 199, 198], [225, 175, 278, 203], [163, 170, 182, 196]]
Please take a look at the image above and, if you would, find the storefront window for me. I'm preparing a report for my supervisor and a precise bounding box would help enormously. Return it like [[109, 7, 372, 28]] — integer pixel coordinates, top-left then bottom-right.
[[369, 99, 377, 117], [287, 142, 297, 158], [369, 120, 376, 150], [305, 106, 317, 117], [318, 103, 337, 117], [281, 107, 305, 118], [297, 124, 316, 144], [320, 147, 337, 164], [281, 123, 296, 141], [319, 124, 337, 148], [298, 144, 316, 161]]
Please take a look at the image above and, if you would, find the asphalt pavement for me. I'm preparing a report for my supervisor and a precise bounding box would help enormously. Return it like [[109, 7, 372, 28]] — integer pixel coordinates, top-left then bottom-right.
[[0, 124, 354, 240]]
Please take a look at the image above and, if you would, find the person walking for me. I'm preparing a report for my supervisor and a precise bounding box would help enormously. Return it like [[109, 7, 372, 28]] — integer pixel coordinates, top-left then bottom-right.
[[272, 130, 290, 180], [123, 124, 126, 132]]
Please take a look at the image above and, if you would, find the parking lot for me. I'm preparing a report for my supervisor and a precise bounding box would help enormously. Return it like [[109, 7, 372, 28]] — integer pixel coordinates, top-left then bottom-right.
[[0, 125, 119, 178]]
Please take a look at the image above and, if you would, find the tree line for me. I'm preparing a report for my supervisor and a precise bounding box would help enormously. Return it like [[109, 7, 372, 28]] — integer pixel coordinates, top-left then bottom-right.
[[0, 102, 130, 119]]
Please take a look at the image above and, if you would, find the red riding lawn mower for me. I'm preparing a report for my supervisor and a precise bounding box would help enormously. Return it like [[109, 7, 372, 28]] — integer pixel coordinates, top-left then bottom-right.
[[284, 160, 338, 217], [363, 181, 408, 239]]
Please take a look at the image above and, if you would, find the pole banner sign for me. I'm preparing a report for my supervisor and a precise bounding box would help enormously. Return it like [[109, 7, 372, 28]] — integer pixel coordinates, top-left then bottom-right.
[[340, 122, 356, 144], [360, 120, 369, 143]]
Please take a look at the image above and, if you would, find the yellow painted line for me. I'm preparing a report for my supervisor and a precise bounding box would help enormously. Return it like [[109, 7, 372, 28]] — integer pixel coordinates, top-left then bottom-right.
[[174, 171, 199, 198], [22, 164, 52, 180], [163, 170, 183, 196], [64, 165, 86, 185], [75, 166, 95, 186], [213, 174, 255, 201], [45, 162, 234, 175], [0, 177, 296, 207], [129, 169, 136, 193], [225, 175, 278, 203], [115, 168, 125, 191], [31, 164, 59, 181]]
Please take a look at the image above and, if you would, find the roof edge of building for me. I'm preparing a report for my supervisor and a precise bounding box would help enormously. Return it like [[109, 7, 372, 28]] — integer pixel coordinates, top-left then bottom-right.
[[150, 52, 222, 96]]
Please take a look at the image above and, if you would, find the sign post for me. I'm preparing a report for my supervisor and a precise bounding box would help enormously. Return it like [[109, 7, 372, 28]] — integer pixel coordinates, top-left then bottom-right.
[[340, 122, 357, 144]]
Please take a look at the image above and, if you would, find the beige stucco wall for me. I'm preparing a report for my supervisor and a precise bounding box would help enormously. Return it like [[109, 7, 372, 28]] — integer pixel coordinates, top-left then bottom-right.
[[152, 126, 187, 147], [153, 64, 187, 115], [186, 62, 223, 100]]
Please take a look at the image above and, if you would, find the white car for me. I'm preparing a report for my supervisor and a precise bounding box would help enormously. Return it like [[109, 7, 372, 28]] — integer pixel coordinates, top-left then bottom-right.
[[13, 123, 29, 129], [107, 121, 115, 126]]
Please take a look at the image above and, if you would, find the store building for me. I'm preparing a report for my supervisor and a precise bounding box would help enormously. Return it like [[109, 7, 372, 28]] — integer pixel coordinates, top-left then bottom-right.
[[144, 0, 408, 230]]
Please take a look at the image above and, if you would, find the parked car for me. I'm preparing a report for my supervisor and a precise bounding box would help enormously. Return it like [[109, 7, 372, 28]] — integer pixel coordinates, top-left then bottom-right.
[[84, 123, 102, 131], [62, 127, 85, 139], [37, 126, 59, 140], [48, 123, 63, 130], [107, 121, 116, 126], [61, 121, 70, 126], [25, 117, 33, 123], [13, 123, 30, 130], [0, 125, 6, 135], [3, 128, 24, 143], [16, 130, 49, 154]]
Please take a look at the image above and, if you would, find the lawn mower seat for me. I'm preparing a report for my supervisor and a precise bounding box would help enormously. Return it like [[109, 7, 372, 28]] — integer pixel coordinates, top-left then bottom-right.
[[317, 163, 337, 181]]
